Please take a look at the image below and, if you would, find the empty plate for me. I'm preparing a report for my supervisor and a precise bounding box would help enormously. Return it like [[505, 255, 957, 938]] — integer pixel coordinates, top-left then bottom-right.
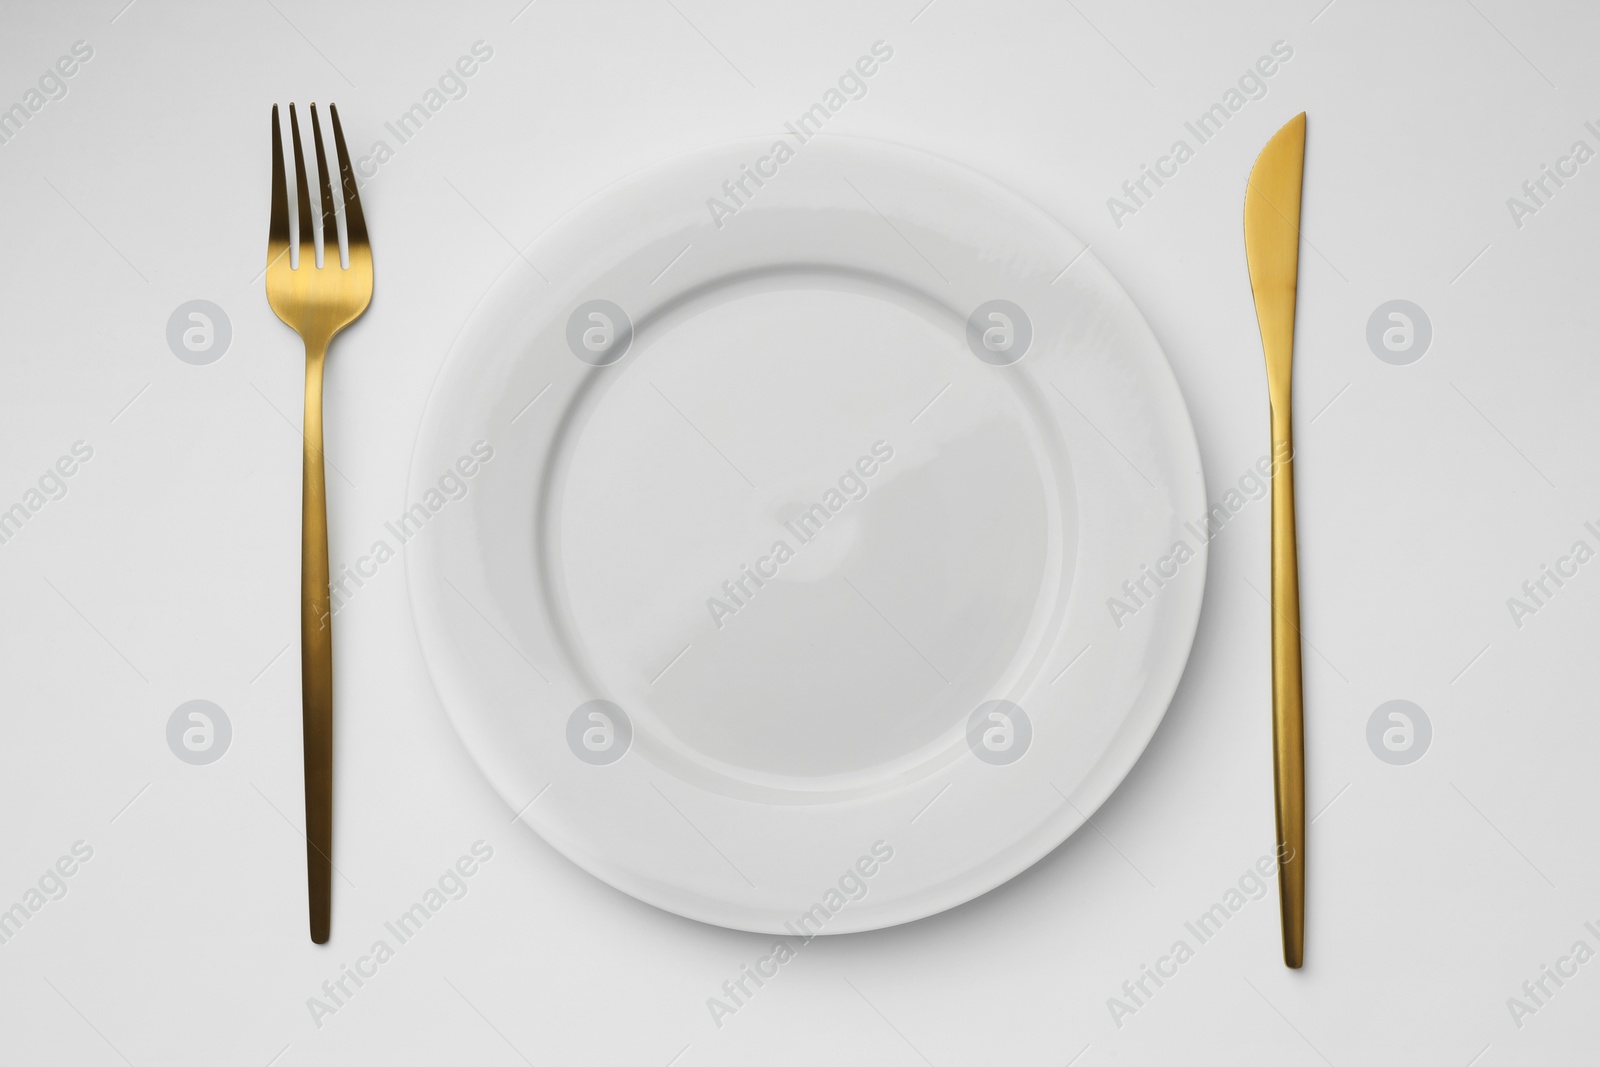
[[406, 135, 1205, 933]]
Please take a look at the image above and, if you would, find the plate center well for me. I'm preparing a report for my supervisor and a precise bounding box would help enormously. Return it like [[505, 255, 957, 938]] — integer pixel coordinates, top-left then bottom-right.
[[551, 272, 1067, 784]]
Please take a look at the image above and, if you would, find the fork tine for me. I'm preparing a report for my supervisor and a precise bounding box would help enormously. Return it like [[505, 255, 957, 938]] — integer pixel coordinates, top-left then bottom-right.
[[268, 105, 289, 263], [327, 104, 368, 251], [309, 104, 338, 267], [288, 103, 314, 268]]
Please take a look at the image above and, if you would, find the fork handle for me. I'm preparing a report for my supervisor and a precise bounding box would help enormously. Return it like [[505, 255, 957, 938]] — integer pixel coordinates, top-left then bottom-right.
[[301, 342, 334, 945], [1269, 405, 1305, 968]]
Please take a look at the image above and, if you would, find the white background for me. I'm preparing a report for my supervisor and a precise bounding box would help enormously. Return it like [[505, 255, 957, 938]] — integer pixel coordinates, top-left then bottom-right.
[[1, 0, 1597, 1063]]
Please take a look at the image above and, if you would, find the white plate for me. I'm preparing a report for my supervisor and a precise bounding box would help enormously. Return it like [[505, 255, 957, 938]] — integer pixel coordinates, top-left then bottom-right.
[[406, 136, 1205, 933]]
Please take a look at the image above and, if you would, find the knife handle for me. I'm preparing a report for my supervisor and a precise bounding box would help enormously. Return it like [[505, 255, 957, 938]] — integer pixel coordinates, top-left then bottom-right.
[[301, 343, 334, 945], [1269, 409, 1305, 968]]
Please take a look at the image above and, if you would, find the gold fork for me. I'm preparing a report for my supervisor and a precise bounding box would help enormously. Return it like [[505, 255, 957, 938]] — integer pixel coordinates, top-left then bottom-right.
[[265, 102, 372, 944]]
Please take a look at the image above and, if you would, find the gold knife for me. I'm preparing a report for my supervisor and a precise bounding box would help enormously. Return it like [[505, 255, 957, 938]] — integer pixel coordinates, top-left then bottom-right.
[[1243, 112, 1307, 969]]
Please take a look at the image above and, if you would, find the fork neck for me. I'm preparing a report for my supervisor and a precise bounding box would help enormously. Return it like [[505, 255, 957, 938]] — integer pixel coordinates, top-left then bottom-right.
[[301, 335, 332, 367]]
